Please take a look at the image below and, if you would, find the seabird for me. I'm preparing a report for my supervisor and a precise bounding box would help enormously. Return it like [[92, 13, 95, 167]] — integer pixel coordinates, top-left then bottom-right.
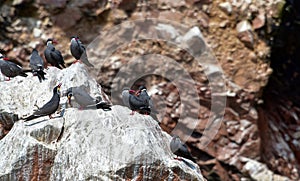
[[44, 38, 66, 69], [170, 135, 196, 162], [0, 53, 28, 80], [30, 49, 46, 82], [67, 86, 111, 110], [24, 83, 62, 121], [70, 36, 94, 67]]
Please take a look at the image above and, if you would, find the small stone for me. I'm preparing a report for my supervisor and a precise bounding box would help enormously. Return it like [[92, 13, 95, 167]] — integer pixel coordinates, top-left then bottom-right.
[[252, 12, 265, 30], [237, 30, 254, 49], [219, 2, 232, 15], [33, 28, 42, 38], [219, 20, 229, 28], [36, 0, 67, 9], [118, 0, 138, 11], [236, 20, 252, 33], [12, 0, 29, 6]]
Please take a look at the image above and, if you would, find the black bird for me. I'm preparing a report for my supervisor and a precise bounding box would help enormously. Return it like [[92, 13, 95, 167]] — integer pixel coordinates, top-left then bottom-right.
[[121, 87, 136, 108], [66, 86, 111, 110], [24, 83, 62, 121], [0, 53, 28, 80], [70, 36, 94, 67], [170, 135, 196, 162], [44, 39, 66, 69], [122, 87, 151, 115], [30, 49, 46, 82], [136, 85, 158, 115]]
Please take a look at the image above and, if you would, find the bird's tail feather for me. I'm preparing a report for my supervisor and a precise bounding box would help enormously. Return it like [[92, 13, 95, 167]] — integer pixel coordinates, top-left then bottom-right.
[[85, 60, 94, 67], [36, 70, 46, 82], [23, 115, 38, 122], [182, 159, 196, 169], [20, 72, 28, 77], [96, 102, 111, 110]]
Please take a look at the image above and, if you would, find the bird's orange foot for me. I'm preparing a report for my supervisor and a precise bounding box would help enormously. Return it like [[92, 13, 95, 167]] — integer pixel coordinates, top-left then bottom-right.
[[5, 77, 10, 81], [73, 60, 82, 64]]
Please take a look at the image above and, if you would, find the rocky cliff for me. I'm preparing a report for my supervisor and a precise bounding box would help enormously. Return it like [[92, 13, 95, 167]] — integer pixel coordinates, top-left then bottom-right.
[[1, 0, 300, 180], [0, 64, 205, 180]]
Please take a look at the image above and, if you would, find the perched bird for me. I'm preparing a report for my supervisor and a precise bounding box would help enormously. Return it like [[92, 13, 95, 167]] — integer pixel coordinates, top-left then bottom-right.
[[70, 36, 94, 67], [121, 87, 136, 108], [170, 135, 196, 162], [30, 49, 46, 82], [136, 85, 157, 115], [24, 83, 62, 121], [67, 86, 111, 110], [0, 53, 28, 80], [122, 86, 151, 115], [44, 38, 66, 69]]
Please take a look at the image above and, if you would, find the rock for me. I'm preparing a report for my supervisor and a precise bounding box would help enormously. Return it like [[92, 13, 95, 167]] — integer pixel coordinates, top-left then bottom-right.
[[118, 0, 138, 11], [159, 11, 184, 23], [179, 26, 206, 56], [0, 112, 18, 139], [0, 64, 205, 180], [241, 157, 291, 181], [12, 0, 30, 6], [237, 30, 254, 49], [155, 23, 179, 40], [52, 7, 82, 30], [33, 28, 42, 37], [252, 11, 266, 30], [219, 2, 232, 15], [236, 20, 252, 33], [36, 0, 67, 9]]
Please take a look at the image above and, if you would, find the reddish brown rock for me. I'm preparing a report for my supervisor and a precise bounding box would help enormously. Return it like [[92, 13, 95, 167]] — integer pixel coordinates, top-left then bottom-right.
[[237, 30, 254, 49], [36, 0, 67, 9], [252, 11, 266, 30]]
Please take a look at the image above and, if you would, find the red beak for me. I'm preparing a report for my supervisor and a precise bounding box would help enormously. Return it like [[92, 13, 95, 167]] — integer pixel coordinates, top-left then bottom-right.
[[52, 40, 58, 44], [3, 57, 9, 61], [58, 83, 62, 87], [129, 90, 136, 94]]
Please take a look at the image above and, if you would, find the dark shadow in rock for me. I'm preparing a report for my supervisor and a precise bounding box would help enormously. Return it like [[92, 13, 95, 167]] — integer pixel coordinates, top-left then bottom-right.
[[24, 116, 61, 126], [0, 111, 19, 140]]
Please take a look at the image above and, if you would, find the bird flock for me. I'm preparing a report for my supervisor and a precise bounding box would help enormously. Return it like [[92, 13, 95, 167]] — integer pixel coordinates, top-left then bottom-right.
[[0, 36, 197, 165], [0, 36, 107, 122]]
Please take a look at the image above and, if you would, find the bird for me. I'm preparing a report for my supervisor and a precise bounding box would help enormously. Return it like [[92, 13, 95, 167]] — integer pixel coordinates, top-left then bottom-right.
[[135, 85, 158, 115], [70, 36, 94, 67], [66, 86, 111, 110], [170, 135, 196, 162], [122, 86, 151, 115], [0, 53, 28, 80], [29, 49, 46, 82], [121, 87, 136, 108], [44, 38, 66, 69], [24, 83, 62, 121]]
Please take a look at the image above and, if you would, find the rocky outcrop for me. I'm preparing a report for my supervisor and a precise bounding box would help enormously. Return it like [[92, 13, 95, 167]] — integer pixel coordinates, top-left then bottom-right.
[[0, 64, 204, 180], [1, 0, 299, 180]]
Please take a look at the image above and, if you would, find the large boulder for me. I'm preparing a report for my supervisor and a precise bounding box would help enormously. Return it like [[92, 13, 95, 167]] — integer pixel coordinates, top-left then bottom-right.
[[0, 64, 205, 180]]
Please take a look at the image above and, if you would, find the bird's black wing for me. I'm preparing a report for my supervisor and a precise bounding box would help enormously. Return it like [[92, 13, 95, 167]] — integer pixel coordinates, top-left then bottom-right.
[[33, 95, 60, 116], [129, 95, 147, 110], [6, 61, 27, 77], [51, 50, 65, 68], [30, 54, 44, 71]]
